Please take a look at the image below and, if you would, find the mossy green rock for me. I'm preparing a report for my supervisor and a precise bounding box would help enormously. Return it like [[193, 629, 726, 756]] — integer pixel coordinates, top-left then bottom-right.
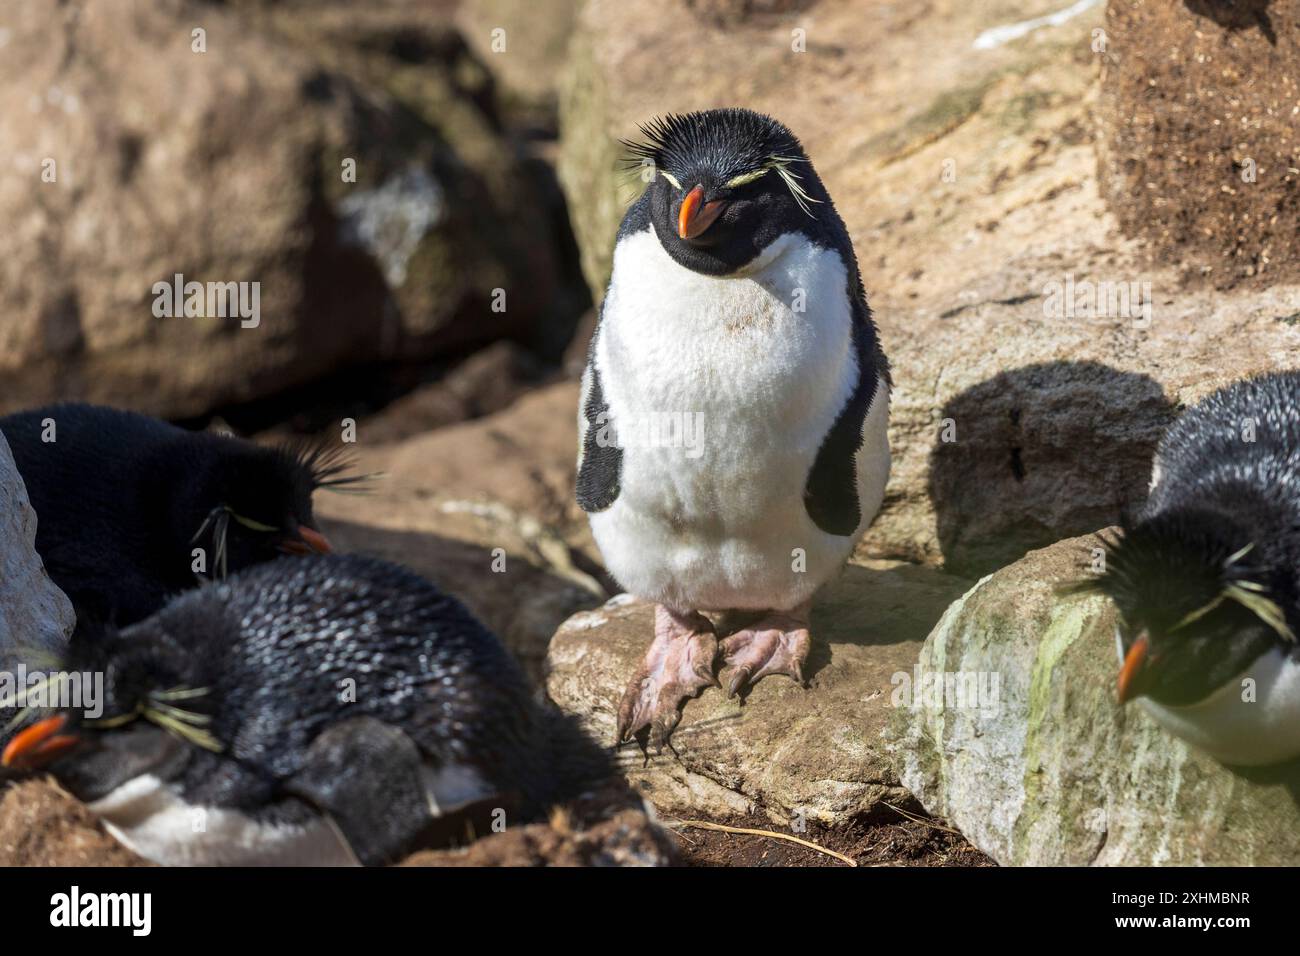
[[890, 533, 1300, 865]]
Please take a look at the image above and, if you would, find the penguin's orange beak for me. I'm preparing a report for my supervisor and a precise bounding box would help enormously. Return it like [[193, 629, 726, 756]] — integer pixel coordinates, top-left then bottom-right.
[[279, 526, 333, 555], [2, 715, 79, 769], [678, 185, 727, 240], [1117, 633, 1149, 705]]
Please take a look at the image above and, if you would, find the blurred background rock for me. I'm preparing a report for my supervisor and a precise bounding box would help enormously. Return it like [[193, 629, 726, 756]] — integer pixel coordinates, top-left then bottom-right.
[[0, 0, 588, 429]]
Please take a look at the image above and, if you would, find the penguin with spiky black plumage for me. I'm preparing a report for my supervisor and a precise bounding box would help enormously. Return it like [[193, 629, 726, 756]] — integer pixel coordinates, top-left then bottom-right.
[[576, 109, 891, 750], [0, 553, 612, 865], [1076, 370, 1300, 766], [0, 403, 361, 628]]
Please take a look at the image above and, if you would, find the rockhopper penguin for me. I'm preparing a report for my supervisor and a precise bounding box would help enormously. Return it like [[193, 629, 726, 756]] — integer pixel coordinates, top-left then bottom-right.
[[1078, 370, 1300, 766], [0, 403, 350, 628], [0, 553, 612, 865], [577, 109, 891, 749]]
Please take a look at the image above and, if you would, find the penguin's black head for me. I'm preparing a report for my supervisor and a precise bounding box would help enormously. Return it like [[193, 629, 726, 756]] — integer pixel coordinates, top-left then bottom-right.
[[182, 440, 365, 577], [624, 109, 829, 276], [1079, 509, 1296, 707], [1, 621, 219, 774]]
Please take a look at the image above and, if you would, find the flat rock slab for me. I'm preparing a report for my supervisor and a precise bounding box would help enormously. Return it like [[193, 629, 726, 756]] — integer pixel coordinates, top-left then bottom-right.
[[547, 559, 971, 825], [891, 534, 1300, 865]]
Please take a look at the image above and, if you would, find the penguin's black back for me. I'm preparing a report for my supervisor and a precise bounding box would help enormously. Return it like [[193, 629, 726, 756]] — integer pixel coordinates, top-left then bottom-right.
[[1, 404, 194, 622], [1145, 370, 1300, 592], [0, 403, 316, 627], [105, 553, 609, 817], [1147, 372, 1300, 513]]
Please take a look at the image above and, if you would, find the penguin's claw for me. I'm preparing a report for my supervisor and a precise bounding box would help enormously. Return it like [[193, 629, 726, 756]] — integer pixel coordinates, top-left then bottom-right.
[[615, 607, 717, 752], [719, 607, 812, 699]]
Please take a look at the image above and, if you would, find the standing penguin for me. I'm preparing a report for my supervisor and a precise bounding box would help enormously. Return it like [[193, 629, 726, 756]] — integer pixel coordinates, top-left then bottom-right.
[[577, 109, 891, 749], [0, 554, 612, 865], [1077, 370, 1300, 766], [0, 403, 354, 628]]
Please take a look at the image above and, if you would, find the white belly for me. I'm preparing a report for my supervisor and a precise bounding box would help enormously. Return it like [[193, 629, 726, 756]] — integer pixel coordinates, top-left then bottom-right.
[[588, 228, 890, 613], [89, 762, 493, 866], [90, 774, 357, 866]]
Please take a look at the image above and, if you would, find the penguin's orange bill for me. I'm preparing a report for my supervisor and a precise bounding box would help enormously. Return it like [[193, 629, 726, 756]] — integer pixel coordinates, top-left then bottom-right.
[[279, 526, 333, 555], [1117, 634, 1149, 705], [2, 715, 78, 769], [678, 185, 727, 240]]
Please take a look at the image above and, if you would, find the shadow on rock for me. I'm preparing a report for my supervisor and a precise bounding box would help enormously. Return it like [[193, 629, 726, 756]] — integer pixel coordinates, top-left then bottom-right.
[[1184, 0, 1277, 44], [1226, 753, 1300, 809], [928, 360, 1177, 578]]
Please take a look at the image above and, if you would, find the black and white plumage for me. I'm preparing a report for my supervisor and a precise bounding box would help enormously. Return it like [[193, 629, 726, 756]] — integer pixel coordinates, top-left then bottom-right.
[[0, 554, 610, 865], [1081, 370, 1300, 766], [0, 403, 349, 628], [576, 109, 891, 748]]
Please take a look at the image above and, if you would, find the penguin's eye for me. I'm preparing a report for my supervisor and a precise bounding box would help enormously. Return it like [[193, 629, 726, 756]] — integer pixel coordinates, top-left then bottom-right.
[[660, 170, 682, 190], [724, 168, 770, 189]]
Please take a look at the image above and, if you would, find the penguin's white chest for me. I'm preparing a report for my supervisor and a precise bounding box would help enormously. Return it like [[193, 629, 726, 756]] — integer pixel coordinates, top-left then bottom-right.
[[587, 228, 889, 612]]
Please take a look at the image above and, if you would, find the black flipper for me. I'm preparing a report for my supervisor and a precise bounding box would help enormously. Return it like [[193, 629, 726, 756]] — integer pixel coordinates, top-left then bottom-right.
[[803, 291, 888, 536], [575, 314, 623, 514], [283, 717, 442, 867]]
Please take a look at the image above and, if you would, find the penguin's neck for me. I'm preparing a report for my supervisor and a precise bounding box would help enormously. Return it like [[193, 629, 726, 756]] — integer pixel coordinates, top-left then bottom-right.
[[1129, 638, 1300, 766]]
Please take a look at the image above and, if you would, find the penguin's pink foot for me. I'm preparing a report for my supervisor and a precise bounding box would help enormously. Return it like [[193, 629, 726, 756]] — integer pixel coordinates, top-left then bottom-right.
[[616, 606, 718, 754], [719, 603, 812, 698]]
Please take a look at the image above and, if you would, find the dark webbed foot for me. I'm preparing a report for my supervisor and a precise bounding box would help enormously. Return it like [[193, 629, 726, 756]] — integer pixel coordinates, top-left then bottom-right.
[[616, 606, 718, 755], [719, 602, 812, 698]]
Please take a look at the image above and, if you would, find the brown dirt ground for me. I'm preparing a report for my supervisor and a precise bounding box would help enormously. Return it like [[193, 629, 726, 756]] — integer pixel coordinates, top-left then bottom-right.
[[1099, 0, 1300, 289], [665, 801, 993, 868]]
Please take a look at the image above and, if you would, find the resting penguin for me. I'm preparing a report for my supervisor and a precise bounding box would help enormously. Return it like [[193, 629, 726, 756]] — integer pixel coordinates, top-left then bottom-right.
[[0, 403, 353, 628], [0, 554, 611, 865], [1075, 370, 1300, 766], [576, 109, 891, 750]]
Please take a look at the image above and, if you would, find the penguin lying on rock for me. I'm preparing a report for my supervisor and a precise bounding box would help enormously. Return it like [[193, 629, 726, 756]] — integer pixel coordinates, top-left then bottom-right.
[[0, 554, 611, 865], [1078, 370, 1300, 766], [577, 108, 891, 750], [0, 403, 355, 628]]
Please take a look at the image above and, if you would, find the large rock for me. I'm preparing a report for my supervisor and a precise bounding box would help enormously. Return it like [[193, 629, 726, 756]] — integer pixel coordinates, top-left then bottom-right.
[[546, 559, 972, 824], [557, 0, 1300, 577], [890, 534, 1300, 865], [0, 0, 563, 418], [1098, 0, 1300, 289], [0, 433, 73, 668]]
